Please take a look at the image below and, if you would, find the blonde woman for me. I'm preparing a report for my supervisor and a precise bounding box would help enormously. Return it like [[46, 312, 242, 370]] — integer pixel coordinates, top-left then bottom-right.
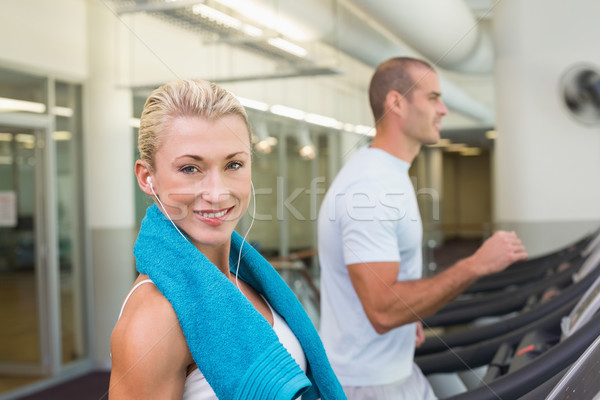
[[109, 79, 344, 400]]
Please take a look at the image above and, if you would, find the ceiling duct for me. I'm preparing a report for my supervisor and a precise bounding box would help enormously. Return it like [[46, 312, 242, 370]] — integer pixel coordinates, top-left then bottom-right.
[[245, 0, 494, 124], [347, 0, 494, 74]]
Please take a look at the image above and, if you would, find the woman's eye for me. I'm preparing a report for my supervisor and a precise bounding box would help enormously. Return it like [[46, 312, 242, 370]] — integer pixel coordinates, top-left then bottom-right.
[[227, 161, 243, 170], [181, 165, 198, 174]]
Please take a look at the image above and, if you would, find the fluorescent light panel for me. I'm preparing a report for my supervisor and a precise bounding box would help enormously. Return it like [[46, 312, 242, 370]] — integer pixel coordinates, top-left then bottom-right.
[[192, 3, 263, 37], [354, 125, 375, 136], [486, 130, 497, 139], [460, 147, 482, 156], [193, 4, 242, 30], [0, 97, 46, 113], [270, 104, 306, 120], [267, 37, 307, 58], [305, 113, 343, 129], [53, 106, 74, 117], [130, 118, 141, 128], [212, 0, 312, 41], [428, 138, 452, 148], [53, 131, 72, 141], [237, 96, 269, 111]]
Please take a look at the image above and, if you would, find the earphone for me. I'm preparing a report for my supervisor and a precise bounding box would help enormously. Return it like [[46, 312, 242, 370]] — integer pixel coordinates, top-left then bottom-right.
[[147, 175, 189, 243], [235, 181, 256, 291], [146, 175, 256, 293]]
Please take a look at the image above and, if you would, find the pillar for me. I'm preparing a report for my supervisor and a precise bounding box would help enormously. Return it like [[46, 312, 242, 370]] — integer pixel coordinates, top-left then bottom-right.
[[85, 1, 136, 368]]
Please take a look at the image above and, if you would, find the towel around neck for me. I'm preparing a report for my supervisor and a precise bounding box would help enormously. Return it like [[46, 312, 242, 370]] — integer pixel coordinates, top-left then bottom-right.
[[134, 204, 345, 400]]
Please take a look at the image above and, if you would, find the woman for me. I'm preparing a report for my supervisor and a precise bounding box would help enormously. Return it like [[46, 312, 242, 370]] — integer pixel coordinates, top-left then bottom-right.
[[109, 79, 344, 399]]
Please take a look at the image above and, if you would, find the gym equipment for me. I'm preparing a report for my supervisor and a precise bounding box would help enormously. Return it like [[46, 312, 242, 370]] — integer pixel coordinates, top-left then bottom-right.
[[417, 245, 600, 399]]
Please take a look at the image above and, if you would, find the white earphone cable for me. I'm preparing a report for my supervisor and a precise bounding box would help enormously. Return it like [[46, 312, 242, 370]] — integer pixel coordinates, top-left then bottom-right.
[[149, 178, 256, 292], [235, 181, 256, 293]]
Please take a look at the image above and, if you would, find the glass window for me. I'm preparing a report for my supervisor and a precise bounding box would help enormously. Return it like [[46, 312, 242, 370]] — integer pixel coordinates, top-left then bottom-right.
[[54, 80, 87, 366], [0, 68, 47, 115]]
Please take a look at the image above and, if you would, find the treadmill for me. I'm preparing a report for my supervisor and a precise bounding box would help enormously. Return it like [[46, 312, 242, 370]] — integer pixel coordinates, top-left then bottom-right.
[[429, 228, 600, 323], [417, 245, 600, 356], [543, 334, 600, 400], [461, 227, 600, 294], [418, 245, 600, 399]]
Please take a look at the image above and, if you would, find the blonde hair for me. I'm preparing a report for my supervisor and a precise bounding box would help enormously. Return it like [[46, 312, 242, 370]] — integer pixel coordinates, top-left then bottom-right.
[[138, 79, 250, 171]]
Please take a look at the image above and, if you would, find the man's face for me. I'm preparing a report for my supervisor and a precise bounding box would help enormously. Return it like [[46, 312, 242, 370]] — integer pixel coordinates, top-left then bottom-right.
[[403, 68, 448, 146]]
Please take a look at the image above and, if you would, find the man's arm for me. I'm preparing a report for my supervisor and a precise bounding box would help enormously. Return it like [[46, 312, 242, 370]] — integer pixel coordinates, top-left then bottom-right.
[[348, 230, 528, 334]]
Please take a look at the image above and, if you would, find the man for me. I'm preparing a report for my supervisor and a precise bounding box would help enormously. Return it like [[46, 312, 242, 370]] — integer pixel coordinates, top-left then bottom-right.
[[317, 57, 528, 399]]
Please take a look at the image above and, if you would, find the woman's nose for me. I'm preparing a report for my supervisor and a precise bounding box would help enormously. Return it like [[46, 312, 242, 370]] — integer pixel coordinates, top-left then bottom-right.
[[199, 171, 229, 203]]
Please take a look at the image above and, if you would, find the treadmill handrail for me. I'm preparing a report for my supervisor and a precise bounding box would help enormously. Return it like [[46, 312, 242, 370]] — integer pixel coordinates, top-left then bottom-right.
[[417, 261, 600, 355], [441, 311, 600, 400], [416, 296, 580, 374]]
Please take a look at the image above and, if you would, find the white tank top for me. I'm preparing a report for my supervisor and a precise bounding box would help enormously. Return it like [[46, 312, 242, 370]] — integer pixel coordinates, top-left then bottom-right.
[[118, 279, 307, 399]]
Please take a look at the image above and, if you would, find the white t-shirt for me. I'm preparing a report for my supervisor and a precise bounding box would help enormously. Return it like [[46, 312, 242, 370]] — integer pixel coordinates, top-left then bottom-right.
[[318, 146, 423, 386]]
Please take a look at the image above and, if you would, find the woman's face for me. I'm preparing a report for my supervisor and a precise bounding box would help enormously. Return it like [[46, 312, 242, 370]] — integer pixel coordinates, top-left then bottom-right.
[[151, 115, 252, 251]]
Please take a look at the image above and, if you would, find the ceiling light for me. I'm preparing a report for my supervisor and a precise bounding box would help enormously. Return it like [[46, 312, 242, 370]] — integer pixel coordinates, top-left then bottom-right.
[[53, 131, 72, 141], [0, 97, 46, 113], [460, 147, 482, 156], [241, 25, 263, 37], [343, 123, 355, 132], [354, 125, 375, 136], [192, 3, 263, 38], [0, 133, 12, 141], [427, 138, 452, 148], [16, 133, 35, 149], [270, 104, 306, 120], [486, 130, 497, 139], [267, 37, 307, 58], [53, 106, 74, 117], [238, 96, 269, 111], [305, 113, 343, 129], [130, 118, 141, 128], [15, 133, 34, 143], [192, 4, 243, 30], [445, 143, 467, 152], [296, 123, 316, 160], [212, 0, 314, 42], [299, 145, 316, 160], [253, 119, 277, 154]]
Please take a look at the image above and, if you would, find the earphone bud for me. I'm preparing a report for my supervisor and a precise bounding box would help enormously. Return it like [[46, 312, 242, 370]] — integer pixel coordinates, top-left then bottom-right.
[[144, 173, 255, 294]]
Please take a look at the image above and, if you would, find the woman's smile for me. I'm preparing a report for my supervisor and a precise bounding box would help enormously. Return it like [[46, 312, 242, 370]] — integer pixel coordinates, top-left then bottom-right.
[[195, 206, 234, 226]]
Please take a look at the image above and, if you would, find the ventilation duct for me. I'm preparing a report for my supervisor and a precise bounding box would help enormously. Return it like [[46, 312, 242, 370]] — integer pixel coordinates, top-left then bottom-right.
[[244, 0, 495, 124]]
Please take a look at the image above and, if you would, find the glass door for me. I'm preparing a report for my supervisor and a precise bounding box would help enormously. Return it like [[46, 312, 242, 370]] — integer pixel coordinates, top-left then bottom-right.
[[0, 125, 47, 391], [0, 71, 88, 397]]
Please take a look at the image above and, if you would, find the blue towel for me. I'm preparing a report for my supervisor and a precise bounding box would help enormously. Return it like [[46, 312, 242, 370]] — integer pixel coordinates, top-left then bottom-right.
[[134, 204, 345, 400]]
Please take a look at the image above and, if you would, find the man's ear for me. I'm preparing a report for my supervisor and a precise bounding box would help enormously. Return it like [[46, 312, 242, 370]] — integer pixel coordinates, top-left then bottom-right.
[[385, 90, 406, 118], [134, 160, 154, 196]]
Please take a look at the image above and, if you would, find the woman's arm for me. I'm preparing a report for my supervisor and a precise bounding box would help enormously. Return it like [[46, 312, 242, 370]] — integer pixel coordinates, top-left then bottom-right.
[[109, 283, 192, 399]]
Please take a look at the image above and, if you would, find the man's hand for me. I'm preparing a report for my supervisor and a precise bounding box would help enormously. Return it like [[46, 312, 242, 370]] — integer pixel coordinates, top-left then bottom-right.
[[470, 230, 528, 277], [415, 321, 425, 347]]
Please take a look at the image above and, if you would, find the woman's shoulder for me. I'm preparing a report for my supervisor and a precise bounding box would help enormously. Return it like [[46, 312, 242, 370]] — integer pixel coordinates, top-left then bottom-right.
[[111, 276, 190, 364], [109, 276, 192, 398]]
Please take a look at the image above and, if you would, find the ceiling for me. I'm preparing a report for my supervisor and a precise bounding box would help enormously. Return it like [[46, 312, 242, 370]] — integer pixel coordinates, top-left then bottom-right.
[[114, 0, 498, 149]]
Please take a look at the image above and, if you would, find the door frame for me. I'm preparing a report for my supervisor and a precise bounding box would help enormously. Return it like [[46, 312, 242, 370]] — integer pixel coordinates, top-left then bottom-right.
[[0, 111, 61, 377]]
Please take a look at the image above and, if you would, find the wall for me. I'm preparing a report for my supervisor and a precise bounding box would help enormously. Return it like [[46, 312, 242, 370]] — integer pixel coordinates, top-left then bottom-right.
[[494, 0, 600, 256], [0, 0, 87, 79]]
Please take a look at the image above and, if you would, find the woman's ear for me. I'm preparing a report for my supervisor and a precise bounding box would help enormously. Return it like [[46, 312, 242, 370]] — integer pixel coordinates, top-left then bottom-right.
[[135, 160, 154, 196]]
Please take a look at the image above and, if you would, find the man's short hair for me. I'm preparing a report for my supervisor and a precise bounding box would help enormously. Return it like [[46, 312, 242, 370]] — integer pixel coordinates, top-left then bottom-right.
[[368, 57, 435, 122]]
